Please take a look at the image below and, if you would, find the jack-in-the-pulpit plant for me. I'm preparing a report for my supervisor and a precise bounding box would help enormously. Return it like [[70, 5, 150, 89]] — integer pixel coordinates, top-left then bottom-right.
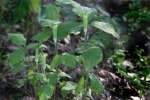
[[8, 0, 119, 99]]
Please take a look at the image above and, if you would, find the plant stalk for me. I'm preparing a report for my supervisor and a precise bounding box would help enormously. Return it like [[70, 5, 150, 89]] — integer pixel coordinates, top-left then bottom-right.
[[82, 15, 89, 100], [52, 25, 58, 54], [83, 15, 88, 41]]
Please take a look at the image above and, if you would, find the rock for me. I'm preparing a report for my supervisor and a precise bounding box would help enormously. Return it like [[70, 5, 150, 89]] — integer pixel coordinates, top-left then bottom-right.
[[130, 96, 142, 100]]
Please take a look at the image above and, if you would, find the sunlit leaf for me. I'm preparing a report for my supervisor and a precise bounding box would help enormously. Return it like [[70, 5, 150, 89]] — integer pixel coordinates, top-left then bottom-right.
[[40, 19, 61, 28], [56, 0, 73, 5], [73, 5, 96, 17], [92, 21, 119, 38], [31, 0, 41, 14], [62, 81, 76, 91], [9, 33, 26, 46], [59, 71, 72, 78]]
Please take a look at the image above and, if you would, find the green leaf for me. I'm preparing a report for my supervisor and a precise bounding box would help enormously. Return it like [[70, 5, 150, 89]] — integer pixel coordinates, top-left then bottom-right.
[[9, 48, 25, 73], [56, 0, 73, 5], [39, 53, 47, 70], [11, 63, 25, 73], [81, 47, 103, 71], [92, 21, 119, 38], [50, 55, 62, 68], [32, 32, 51, 42], [45, 4, 60, 20], [31, 0, 41, 14], [51, 53, 77, 69], [75, 77, 85, 95], [62, 81, 76, 91], [89, 74, 104, 94], [38, 73, 57, 100], [90, 32, 113, 48], [27, 43, 39, 50], [40, 19, 61, 28], [73, 5, 96, 17], [13, 0, 30, 22], [57, 21, 82, 39], [32, 72, 47, 82], [9, 33, 26, 46], [59, 71, 72, 79], [9, 48, 25, 65], [39, 84, 55, 100], [47, 73, 58, 85], [61, 53, 77, 68]]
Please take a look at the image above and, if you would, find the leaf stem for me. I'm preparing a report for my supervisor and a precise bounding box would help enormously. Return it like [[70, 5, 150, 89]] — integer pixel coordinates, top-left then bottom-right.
[[82, 71, 88, 100], [52, 25, 58, 54], [82, 15, 89, 100], [83, 15, 88, 41]]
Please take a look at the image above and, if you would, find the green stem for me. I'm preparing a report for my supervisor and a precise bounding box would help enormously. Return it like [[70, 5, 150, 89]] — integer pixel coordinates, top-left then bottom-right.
[[35, 48, 39, 72], [52, 25, 58, 54], [83, 15, 88, 41], [82, 15, 89, 100], [52, 25, 59, 100], [82, 72, 88, 100], [41, 53, 47, 74]]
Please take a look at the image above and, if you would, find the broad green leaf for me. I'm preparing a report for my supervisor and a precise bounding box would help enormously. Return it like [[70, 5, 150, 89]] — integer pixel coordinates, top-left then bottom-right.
[[61, 53, 77, 68], [47, 73, 58, 85], [9, 33, 26, 46], [89, 74, 104, 94], [39, 84, 55, 100], [45, 4, 60, 20], [56, 0, 73, 5], [9, 48, 25, 73], [57, 0, 96, 18], [81, 47, 103, 71], [38, 73, 57, 100], [59, 71, 71, 79], [73, 5, 96, 17], [11, 63, 25, 73], [40, 19, 61, 28], [90, 32, 113, 48], [13, 0, 30, 22], [92, 21, 119, 38], [27, 43, 39, 50], [32, 32, 51, 42], [50, 55, 62, 68], [32, 72, 47, 82], [31, 0, 41, 14], [76, 42, 95, 53], [57, 21, 82, 39], [39, 53, 47, 70], [62, 81, 76, 91], [9, 48, 25, 65], [75, 77, 85, 95]]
